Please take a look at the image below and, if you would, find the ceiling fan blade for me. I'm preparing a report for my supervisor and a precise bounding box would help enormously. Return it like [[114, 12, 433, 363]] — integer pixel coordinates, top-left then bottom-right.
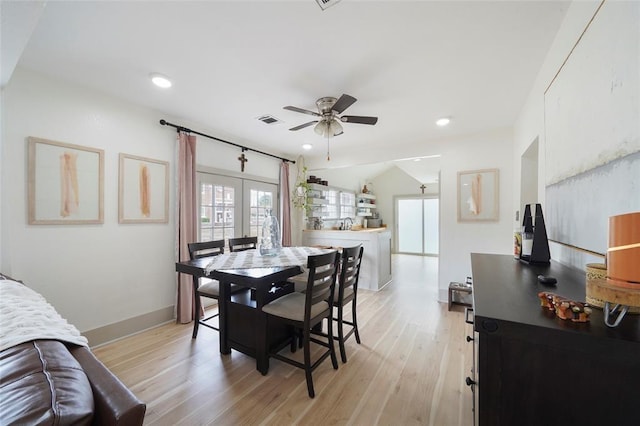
[[340, 115, 378, 125], [289, 121, 318, 131], [283, 106, 321, 117], [331, 94, 357, 114]]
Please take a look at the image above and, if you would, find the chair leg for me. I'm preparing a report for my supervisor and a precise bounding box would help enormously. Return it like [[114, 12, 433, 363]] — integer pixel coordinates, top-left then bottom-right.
[[337, 305, 347, 363], [303, 327, 315, 398], [327, 315, 339, 370], [290, 326, 298, 353], [192, 294, 201, 339], [352, 299, 361, 344]]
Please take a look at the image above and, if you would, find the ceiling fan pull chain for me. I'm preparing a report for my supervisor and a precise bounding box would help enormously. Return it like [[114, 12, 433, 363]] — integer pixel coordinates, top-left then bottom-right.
[[327, 135, 331, 161]]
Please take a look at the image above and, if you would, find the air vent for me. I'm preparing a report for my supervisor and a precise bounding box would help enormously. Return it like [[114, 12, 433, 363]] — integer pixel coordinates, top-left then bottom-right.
[[316, 0, 342, 11], [257, 115, 282, 125]]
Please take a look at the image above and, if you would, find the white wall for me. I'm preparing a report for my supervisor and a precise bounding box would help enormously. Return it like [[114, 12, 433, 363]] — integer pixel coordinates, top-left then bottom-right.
[[2, 68, 280, 338], [3, 68, 177, 332], [513, 0, 637, 269], [438, 129, 514, 300], [371, 165, 432, 250], [0, 69, 280, 338]]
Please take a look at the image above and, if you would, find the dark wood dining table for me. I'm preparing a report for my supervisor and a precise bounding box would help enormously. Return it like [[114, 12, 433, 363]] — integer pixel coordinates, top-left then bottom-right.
[[175, 247, 329, 375]]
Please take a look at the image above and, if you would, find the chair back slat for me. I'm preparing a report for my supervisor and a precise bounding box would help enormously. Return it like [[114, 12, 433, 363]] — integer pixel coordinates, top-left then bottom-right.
[[339, 245, 364, 298], [305, 251, 339, 314], [188, 240, 225, 260], [229, 236, 258, 252]]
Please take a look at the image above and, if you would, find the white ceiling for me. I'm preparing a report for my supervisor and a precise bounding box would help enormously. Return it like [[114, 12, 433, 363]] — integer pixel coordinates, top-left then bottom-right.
[[6, 0, 569, 181]]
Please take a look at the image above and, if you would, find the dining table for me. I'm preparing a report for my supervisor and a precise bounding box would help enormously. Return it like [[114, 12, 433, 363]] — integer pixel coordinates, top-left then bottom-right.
[[175, 246, 333, 375]]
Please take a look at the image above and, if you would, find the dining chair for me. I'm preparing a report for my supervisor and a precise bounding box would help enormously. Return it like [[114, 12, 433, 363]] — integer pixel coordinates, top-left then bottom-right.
[[289, 245, 335, 293], [187, 240, 247, 338], [262, 251, 340, 398], [228, 236, 258, 252], [333, 245, 364, 363]]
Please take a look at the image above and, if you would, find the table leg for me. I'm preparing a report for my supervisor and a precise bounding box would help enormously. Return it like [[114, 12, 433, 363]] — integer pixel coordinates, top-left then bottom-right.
[[218, 277, 231, 354], [254, 285, 269, 375]]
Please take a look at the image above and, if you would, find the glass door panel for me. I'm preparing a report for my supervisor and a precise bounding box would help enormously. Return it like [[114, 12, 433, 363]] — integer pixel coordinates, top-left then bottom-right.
[[199, 173, 279, 248], [396, 196, 439, 256], [243, 181, 278, 239], [398, 199, 423, 253], [198, 173, 242, 245]]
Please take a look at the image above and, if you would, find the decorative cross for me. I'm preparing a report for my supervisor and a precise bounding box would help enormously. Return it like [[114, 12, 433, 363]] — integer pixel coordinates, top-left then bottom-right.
[[238, 151, 248, 172], [420, 184, 426, 194]]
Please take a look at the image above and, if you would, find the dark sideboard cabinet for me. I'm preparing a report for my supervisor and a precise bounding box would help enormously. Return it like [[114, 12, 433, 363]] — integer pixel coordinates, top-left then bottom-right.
[[469, 253, 640, 426]]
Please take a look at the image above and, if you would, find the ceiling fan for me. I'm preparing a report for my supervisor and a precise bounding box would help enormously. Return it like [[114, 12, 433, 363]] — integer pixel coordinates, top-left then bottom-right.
[[283, 94, 378, 138]]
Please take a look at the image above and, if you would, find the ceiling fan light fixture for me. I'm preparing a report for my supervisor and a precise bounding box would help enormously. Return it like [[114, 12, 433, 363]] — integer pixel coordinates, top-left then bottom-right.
[[314, 121, 328, 136], [329, 120, 343, 136], [302, 143, 313, 150]]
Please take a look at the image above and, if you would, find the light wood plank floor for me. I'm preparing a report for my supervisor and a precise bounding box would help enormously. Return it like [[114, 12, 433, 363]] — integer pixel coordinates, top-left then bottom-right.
[[93, 255, 473, 425]]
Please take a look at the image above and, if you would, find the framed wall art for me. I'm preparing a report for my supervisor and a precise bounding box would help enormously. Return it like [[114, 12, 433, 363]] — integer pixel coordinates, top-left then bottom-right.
[[457, 168, 499, 222], [118, 153, 169, 224], [28, 137, 104, 225]]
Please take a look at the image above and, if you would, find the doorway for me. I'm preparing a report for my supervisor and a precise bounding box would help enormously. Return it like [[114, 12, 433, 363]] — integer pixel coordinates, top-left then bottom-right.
[[197, 172, 278, 247], [520, 138, 539, 216], [395, 196, 439, 256]]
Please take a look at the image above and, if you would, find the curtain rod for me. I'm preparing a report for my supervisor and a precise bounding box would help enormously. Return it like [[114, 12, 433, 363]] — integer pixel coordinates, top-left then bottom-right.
[[159, 119, 295, 164]]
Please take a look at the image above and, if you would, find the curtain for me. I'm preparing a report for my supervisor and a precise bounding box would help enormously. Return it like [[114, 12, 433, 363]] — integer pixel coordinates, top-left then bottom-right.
[[176, 131, 197, 324], [280, 161, 292, 247]]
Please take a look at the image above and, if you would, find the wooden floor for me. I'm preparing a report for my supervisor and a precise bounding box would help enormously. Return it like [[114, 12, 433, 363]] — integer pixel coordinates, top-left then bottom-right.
[[93, 255, 473, 425]]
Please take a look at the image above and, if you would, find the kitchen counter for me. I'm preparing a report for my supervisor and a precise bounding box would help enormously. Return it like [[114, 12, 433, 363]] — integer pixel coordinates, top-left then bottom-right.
[[302, 228, 392, 291], [303, 227, 388, 233]]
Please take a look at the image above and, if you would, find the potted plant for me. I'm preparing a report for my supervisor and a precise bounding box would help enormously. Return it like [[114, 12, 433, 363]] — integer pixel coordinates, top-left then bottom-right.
[[292, 165, 311, 214]]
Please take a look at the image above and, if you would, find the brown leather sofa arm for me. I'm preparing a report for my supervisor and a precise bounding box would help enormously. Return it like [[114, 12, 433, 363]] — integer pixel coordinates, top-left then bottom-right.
[[70, 346, 146, 426]]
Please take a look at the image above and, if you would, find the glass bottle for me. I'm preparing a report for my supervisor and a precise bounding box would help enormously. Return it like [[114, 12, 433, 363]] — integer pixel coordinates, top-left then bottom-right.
[[259, 209, 282, 256]]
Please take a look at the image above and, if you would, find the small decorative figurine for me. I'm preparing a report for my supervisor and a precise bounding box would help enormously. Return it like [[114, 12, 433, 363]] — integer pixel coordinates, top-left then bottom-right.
[[538, 291, 592, 323]]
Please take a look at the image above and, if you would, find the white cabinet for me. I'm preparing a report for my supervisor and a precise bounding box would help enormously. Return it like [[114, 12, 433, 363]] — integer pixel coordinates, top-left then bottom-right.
[[302, 229, 392, 291], [377, 231, 392, 286]]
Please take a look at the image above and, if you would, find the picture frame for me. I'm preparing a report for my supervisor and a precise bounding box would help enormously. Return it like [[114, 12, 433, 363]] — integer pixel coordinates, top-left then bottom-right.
[[457, 168, 499, 222], [28, 137, 104, 225], [118, 153, 169, 224]]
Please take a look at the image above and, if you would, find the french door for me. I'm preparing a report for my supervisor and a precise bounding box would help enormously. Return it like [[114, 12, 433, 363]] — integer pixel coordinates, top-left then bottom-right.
[[395, 196, 439, 256], [198, 172, 278, 247]]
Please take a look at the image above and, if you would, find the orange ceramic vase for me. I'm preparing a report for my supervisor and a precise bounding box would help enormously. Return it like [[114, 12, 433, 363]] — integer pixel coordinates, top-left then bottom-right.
[[607, 212, 640, 289]]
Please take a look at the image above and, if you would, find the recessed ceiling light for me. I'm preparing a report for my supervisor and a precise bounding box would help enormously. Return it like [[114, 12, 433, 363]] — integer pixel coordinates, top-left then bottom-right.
[[150, 73, 172, 88], [302, 144, 313, 150], [436, 117, 450, 127]]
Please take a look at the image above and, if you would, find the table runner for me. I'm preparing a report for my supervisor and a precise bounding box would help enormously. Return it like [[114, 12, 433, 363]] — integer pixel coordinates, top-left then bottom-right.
[[205, 246, 333, 275]]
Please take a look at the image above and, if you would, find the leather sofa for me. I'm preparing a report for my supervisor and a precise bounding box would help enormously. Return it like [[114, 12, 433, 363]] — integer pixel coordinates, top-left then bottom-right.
[[0, 275, 146, 425]]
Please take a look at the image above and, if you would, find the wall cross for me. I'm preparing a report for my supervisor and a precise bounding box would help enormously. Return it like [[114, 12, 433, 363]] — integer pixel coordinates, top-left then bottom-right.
[[238, 151, 248, 172], [420, 184, 426, 194]]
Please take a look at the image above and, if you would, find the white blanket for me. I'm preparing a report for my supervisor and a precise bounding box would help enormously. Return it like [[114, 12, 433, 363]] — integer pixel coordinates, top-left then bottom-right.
[[0, 279, 88, 352]]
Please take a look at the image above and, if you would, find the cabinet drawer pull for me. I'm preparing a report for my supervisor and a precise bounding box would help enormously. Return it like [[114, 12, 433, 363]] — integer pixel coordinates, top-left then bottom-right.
[[466, 335, 474, 342], [464, 307, 474, 325], [465, 377, 476, 387]]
